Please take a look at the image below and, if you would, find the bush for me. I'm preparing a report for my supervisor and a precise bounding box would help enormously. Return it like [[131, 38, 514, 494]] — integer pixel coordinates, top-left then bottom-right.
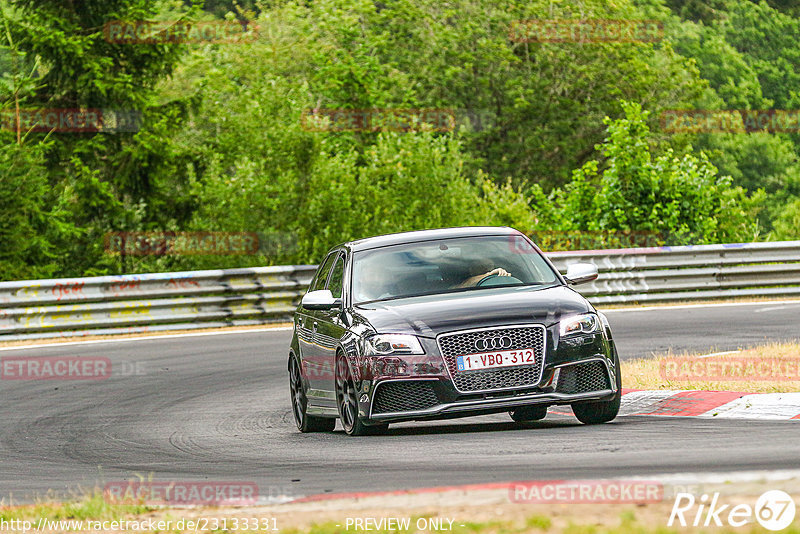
[[770, 198, 800, 240], [0, 140, 73, 279], [532, 101, 763, 246]]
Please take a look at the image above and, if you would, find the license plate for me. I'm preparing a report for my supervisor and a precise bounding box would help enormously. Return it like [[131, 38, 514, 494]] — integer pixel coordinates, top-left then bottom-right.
[[456, 349, 536, 372]]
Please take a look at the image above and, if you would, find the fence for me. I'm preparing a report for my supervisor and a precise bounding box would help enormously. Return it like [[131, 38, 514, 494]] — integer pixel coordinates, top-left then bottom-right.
[[547, 240, 800, 305], [0, 267, 315, 341], [1, 241, 798, 341]]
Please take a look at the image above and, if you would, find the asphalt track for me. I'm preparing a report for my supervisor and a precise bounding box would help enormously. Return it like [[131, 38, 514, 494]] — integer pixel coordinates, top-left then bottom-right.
[[1, 301, 799, 502]]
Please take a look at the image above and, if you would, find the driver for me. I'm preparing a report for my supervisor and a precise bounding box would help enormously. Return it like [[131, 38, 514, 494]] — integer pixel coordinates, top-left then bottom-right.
[[453, 260, 511, 288]]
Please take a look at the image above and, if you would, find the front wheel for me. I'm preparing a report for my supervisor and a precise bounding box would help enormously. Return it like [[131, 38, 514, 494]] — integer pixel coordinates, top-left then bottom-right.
[[289, 358, 335, 433], [335, 354, 387, 436], [571, 354, 621, 425]]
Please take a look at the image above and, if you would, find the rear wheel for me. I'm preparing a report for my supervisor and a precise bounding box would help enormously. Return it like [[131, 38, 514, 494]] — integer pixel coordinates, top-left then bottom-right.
[[336, 354, 387, 436], [571, 353, 622, 425], [510, 404, 548, 423], [289, 358, 335, 433]]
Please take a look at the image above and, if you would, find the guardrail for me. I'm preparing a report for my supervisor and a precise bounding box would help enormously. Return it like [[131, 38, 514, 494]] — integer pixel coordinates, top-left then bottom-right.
[[547, 240, 800, 305], [0, 266, 315, 341], [1, 241, 798, 341]]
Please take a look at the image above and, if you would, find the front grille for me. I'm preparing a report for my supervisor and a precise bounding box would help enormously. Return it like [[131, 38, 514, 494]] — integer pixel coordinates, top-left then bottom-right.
[[437, 325, 546, 392], [372, 381, 439, 414], [556, 361, 610, 394]]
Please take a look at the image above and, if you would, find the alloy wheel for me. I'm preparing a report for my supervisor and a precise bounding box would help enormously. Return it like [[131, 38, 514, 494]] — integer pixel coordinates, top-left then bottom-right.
[[336, 355, 358, 432], [289, 359, 306, 427]]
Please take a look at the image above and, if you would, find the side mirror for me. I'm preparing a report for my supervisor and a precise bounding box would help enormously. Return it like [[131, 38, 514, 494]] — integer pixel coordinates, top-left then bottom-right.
[[564, 263, 598, 285], [302, 289, 342, 310]]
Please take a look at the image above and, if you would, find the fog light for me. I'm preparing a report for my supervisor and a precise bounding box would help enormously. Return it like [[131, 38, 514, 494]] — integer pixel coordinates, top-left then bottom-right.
[[370, 356, 411, 377]]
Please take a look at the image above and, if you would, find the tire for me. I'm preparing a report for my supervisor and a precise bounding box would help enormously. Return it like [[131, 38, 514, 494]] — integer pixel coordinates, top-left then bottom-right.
[[335, 353, 387, 436], [289, 357, 335, 433], [571, 353, 622, 425], [510, 404, 548, 422]]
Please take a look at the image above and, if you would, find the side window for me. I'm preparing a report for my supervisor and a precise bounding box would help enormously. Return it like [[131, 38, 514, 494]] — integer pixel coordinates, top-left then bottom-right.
[[327, 255, 345, 299], [309, 253, 336, 292]]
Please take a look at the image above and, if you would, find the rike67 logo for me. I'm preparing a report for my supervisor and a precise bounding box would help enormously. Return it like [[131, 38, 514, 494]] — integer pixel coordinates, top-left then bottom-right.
[[669, 490, 796, 531]]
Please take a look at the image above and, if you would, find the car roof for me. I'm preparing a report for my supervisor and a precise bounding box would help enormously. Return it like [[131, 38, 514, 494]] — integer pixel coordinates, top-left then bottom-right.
[[343, 226, 522, 252]]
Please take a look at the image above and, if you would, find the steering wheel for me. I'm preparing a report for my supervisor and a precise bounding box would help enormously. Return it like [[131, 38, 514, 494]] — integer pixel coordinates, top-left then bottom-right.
[[476, 274, 523, 287]]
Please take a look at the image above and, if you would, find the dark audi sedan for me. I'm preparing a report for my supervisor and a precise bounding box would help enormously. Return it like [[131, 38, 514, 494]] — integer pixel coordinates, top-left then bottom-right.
[[288, 227, 620, 435]]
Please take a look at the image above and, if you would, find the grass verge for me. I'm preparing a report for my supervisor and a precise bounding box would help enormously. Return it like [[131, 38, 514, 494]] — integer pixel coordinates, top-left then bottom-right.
[[0, 491, 154, 523], [622, 341, 800, 393], [4, 484, 800, 533]]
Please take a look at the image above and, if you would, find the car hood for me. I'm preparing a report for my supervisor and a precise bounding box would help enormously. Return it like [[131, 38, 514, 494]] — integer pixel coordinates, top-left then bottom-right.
[[353, 284, 592, 338]]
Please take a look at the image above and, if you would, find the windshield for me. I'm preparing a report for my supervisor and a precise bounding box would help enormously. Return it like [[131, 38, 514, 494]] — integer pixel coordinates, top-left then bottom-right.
[[352, 235, 560, 304]]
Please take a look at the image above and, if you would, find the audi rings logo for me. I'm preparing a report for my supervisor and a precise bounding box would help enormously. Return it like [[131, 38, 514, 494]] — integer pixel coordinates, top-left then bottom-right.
[[474, 336, 513, 351]]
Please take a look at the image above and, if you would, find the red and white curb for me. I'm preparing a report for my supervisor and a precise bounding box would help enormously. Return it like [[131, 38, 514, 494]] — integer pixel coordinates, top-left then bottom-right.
[[609, 389, 800, 420]]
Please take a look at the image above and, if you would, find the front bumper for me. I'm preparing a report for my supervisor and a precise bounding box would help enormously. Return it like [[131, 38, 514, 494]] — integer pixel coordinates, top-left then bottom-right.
[[367, 356, 618, 423]]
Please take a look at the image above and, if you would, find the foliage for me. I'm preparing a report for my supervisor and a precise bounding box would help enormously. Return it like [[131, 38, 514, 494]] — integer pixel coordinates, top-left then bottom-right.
[[770, 198, 800, 240], [533, 101, 762, 245], [0, 0, 797, 281], [126, 3, 537, 270], [714, 1, 800, 110], [351, 0, 709, 190], [0, 0, 193, 277], [0, 138, 73, 280], [657, 0, 800, 243]]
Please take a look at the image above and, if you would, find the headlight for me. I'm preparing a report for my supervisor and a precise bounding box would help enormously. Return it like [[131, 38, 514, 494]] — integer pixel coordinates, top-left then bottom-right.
[[364, 334, 424, 355], [560, 313, 600, 337]]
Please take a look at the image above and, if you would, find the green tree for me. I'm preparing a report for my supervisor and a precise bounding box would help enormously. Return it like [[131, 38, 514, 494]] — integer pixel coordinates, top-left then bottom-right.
[[4, 0, 797, 282], [323, 0, 709, 191], [764, 0, 800, 17], [668, 18, 771, 110], [661, 0, 800, 236], [534, 101, 762, 244], [660, 0, 728, 23], [1, 0, 195, 278], [770, 198, 800, 240], [713, 0, 800, 110], [161, 3, 535, 267], [0, 139, 75, 279]]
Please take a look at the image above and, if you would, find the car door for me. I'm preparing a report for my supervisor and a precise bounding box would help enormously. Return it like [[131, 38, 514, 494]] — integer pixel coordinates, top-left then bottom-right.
[[315, 252, 348, 395], [297, 252, 337, 401]]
